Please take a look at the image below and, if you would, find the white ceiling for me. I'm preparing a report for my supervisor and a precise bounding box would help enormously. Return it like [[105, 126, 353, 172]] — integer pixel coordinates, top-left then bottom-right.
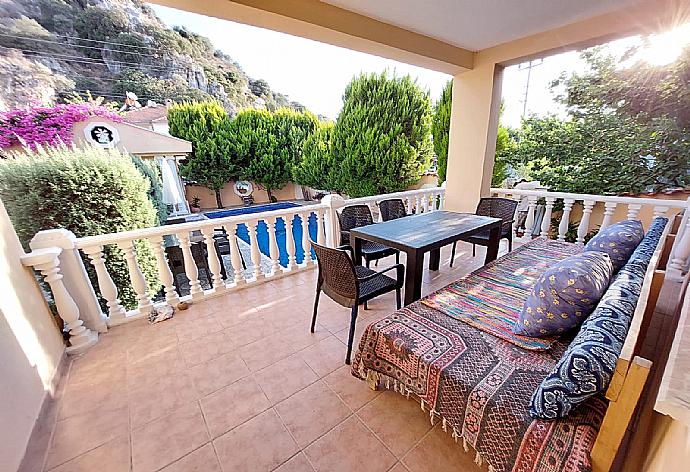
[[322, 0, 643, 51]]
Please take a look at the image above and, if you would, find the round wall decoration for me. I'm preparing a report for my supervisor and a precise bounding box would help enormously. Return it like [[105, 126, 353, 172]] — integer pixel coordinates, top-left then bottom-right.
[[233, 181, 254, 197], [83, 122, 120, 148]]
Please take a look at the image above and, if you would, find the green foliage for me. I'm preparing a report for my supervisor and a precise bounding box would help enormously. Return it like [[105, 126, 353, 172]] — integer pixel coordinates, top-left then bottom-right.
[[292, 122, 339, 191], [492, 124, 515, 186], [113, 70, 212, 103], [0, 145, 160, 310], [131, 156, 167, 225], [110, 32, 149, 65], [432, 80, 452, 183], [74, 6, 129, 58], [168, 102, 238, 208], [332, 72, 433, 197]]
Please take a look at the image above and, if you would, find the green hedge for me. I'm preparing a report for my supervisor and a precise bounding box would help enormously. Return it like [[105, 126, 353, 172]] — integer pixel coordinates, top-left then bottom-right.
[[0, 145, 160, 310]]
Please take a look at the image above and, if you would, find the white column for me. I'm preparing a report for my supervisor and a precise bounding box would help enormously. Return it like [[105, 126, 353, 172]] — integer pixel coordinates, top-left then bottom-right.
[[299, 212, 312, 265], [247, 220, 262, 280], [285, 215, 297, 270], [577, 200, 595, 243], [201, 227, 225, 290], [540, 197, 555, 238], [406, 196, 414, 214], [316, 209, 326, 245], [224, 223, 245, 286], [267, 217, 281, 276], [177, 232, 203, 299], [149, 236, 179, 306], [414, 195, 422, 214], [627, 203, 643, 220], [558, 199, 575, 241], [523, 196, 538, 240], [601, 202, 618, 230], [117, 240, 153, 314], [21, 248, 98, 354], [439, 183, 447, 209], [81, 244, 127, 324], [322, 194, 345, 247], [669, 216, 690, 275]]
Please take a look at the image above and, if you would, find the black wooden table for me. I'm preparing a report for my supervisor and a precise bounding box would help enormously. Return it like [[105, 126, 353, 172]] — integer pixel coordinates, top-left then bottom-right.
[[350, 211, 502, 306]]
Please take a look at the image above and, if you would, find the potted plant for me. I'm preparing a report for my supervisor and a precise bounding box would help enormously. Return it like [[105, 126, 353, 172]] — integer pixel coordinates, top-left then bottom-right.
[[190, 196, 201, 213]]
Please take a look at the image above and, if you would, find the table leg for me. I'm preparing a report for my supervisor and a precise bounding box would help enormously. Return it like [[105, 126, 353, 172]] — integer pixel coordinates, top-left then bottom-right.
[[353, 236, 363, 265], [404, 250, 424, 306], [429, 248, 440, 271], [485, 226, 501, 264]]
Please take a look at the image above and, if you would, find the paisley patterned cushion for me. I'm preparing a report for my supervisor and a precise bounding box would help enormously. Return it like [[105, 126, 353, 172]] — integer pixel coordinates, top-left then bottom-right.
[[584, 219, 644, 271], [529, 217, 667, 419], [514, 252, 613, 337]]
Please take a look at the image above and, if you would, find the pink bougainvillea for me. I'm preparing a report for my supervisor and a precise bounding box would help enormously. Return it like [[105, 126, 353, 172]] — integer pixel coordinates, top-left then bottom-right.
[[0, 103, 122, 150]]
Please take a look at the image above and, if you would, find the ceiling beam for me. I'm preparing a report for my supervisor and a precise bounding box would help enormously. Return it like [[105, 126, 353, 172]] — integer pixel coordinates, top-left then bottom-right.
[[149, 0, 474, 74]]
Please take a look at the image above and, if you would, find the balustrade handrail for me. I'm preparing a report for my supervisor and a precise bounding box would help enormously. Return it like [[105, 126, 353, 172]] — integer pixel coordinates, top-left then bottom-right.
[[343, 186, 443, 206], [490, 187, 688, 208]]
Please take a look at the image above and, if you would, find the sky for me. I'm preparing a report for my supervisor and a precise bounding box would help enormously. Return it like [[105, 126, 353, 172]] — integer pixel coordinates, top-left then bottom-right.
[[149, 4, 690, 127]]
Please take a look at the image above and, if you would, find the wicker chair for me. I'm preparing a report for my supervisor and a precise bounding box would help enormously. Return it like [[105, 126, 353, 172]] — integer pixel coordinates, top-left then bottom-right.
[[338, 204, 399, 267], [378, 198, 408, 221], [449, 197, 518, 267], [310, 240, 404, 364]]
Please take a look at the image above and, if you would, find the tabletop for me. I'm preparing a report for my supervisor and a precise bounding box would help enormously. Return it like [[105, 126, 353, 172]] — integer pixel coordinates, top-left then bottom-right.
[[349, 211, 501, 252]]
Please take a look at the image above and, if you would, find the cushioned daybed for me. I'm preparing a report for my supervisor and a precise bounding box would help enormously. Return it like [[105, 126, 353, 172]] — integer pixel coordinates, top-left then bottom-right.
[[351, 217, 670, 472]]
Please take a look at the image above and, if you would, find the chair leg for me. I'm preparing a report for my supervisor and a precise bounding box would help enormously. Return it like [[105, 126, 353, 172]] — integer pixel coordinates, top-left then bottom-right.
[[395, 288, 401, 310], [310, 287, 321, 333], [375, 259, 379, 267], [366, 259, 370, 268], [363, 301, 368, 310], [345, 305, 359, 365], [395, 252, 400, 264], [450, 241, 457, 267], [508, 236, 513, 252], [472, 244, 476, 257]]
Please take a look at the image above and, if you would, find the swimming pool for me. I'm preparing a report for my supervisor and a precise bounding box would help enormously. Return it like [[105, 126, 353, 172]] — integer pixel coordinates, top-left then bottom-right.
[[205, 202, 318, 266]]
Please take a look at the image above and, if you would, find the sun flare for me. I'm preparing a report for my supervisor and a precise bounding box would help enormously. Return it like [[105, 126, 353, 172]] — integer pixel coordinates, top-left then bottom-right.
[[638, 22, 690, 66]]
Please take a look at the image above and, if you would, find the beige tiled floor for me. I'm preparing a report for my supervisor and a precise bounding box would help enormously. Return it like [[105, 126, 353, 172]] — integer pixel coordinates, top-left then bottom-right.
[[26, 242, 511, 472]]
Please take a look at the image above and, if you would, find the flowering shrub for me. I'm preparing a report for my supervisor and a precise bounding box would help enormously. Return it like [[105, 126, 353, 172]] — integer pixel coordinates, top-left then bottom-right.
[[0, 103, 122, 149]]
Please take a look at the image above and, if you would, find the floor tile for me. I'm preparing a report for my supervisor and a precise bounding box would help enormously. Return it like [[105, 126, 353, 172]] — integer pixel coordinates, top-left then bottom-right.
[[178, 330, 234, 367], [273, 452, 314, 472], [127, 345, 185, 387], [254, 354, 319, 404], [128, 372, 198, 428], [357, 391, 434, 457], [239, 333, 298, 371], [188, 352, 250, 396], [224, 317, 276, 347], [200, 376, 270, 438], [389, 462, 411, 472], [58, 376, 128, 421], [214, 409, 299, 472], [214, 304, 259, 329], [304, 416, 396, 472], [45, 406, 129, 470], [323, 365, 379, 411], [401, 426, 480, 472], [299, 336, 347, 377], [275, 381, 351, 448], [159, 443, 221, 472], [49, 435, 130, 472], [131, 402, 209, 472], [175, 315, 223, 344]]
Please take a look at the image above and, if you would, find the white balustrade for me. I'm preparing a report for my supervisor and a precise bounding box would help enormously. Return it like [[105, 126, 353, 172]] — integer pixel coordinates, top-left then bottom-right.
[[541, 197, 556, 238], [285, 215, 297, 269], [557, 199, 575, 241], [577, 200, 595, 243], [601, 202, 618, 230], [300, 212, 312, 265], [21, 248, 98, 353], [627, 203, 643, 220], [201, 227, 225, 290], [523, 196, 538, 240], [224, 223, 245, 286], [267, 217, 281, 276], [653, 206, 669, 218], [247, 220, 262, 280], [117, 240, 153, 314], [177, 232, 203, 299], [149, 236, 179, 307], [406, 196, 414, 214], [316, 209, 326, 245], [81, 244, 127, 324]]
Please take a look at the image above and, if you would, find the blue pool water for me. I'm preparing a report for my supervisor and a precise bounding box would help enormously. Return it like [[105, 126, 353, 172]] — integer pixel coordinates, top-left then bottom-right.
[[205, 202, 318, 266]]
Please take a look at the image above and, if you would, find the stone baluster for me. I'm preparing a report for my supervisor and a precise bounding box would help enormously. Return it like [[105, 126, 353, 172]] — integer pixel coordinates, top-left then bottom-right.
[[117, 240, 153, 314], [421, 194, 429, 213], [81, 244, 127, 324], [177, 232, 203, 299], [267, 217, 281, 276], [300, 212, 312, 265], [558, 199, 575, 241], [669, 214, 690, 274], [653, 206, 669, 219], [523, 196, 538, 240], [285, 214, 297, 270], [414, 195, 422, 213], [406, 196, 414, 214], [316, 209, 326, 245], [224, 223, 244, 286], [540, 197, 556, 238], [627, 203, 642, 220], [247, 220, 262, 280], [439, 191, 446, 210], [201, 227, 225, 290], [21, 248, 98, 354], [149, 236, 179, 307], [577, 200, 595, 243], [601, 202, 618, 230]]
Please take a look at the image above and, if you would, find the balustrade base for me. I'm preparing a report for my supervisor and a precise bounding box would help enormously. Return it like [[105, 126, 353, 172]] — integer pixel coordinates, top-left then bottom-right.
[[66, 330, 99, 355]]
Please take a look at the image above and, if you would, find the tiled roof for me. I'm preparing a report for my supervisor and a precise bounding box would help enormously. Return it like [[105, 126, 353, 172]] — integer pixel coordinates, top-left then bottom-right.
[[122, 106, 169, 124]]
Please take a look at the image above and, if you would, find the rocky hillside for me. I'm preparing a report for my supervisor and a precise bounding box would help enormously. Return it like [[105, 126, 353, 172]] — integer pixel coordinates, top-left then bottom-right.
[[0, 0, 305, 113]]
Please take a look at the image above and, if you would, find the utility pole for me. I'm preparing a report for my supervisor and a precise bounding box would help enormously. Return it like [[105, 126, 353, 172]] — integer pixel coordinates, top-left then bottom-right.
[[518, 59, 543, 117]]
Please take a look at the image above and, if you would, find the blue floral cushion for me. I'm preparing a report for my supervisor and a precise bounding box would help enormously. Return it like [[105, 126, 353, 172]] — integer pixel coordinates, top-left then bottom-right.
[[584, 220, 644, 271], [513, 252, 613, 337], [529, 217, 667, 419]]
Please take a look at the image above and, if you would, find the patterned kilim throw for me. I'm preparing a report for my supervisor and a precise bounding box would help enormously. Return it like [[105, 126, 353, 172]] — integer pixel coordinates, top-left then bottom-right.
[[423, 237, 582, 350]]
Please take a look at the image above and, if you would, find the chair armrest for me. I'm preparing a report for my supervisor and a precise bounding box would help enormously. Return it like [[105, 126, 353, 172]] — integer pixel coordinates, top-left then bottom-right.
[[357, 263, 405, 286], [337, 244, 355, 259]]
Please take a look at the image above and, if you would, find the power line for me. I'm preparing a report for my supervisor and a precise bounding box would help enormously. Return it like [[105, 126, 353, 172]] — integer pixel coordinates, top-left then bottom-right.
[[13, 31, 160, 51], [0, 32, 161, 58]]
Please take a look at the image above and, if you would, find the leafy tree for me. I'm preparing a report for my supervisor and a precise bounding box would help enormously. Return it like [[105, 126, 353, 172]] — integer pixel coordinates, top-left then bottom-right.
[[74, 6, 129, 58], [249, 79, 270, 97], [332, 72, 433, 197], [432, 80, 452, 183], [293, 122, 340, 191], [168, 102, 239, 208]]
